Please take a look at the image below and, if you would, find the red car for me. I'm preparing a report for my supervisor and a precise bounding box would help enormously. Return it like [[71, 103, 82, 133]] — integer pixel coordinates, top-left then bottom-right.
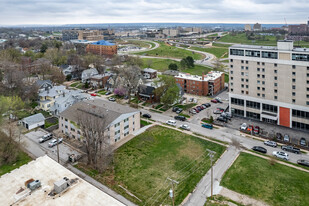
[[90, 93, 97, 96], [211, 99, 218, 103], [194, 108, 200, 113]]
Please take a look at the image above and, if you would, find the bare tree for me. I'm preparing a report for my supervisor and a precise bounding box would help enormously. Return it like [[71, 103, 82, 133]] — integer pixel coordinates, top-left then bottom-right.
[[76, 108, 113, 171], [113, 65, 143, 103]]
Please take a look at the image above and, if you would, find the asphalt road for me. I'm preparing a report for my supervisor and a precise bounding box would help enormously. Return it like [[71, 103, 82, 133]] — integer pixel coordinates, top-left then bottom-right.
[[141, 108, 309, 164]]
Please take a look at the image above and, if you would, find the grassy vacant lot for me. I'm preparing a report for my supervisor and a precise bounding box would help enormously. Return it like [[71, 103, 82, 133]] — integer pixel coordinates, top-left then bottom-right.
[[0, 151, 32, 176], [221, 153, 309, 206], [136, 41, 204, 60], [212, 42, 231, 48], [126, 40, 151, 48], [77, 126, 225, 205], [190, 46, 228, 58], [141, 58, 212, 75]]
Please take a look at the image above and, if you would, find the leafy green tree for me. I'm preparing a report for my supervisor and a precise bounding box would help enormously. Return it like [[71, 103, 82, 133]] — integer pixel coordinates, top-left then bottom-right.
[[154, 75, 180, 108], [160, 84, 180, 107], [66, 74, 72, 81], [180, 58, 188, 69], [168, 63, 178, 70], [185, 56, 194, 67], [40, 43, 48, 53]]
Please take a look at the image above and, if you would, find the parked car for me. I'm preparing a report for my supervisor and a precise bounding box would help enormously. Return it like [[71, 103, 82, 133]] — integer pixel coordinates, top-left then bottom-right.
[[211, 99, 218, 103], [283, 134, 290, 142], [189, 109, 197, 114], [90, 93, 97, 96], [166, 120, 177, 126], [254, 126, 260, 134], [281, 145, 300, 154], [297, 159, 309, 167], [196, 106, 203, 111], [200, 105, 206, 109], [202, 123, 213, 129], [273, 151, 289, 160], [240, 123, 247, 130], [48, 138, 63, 148], [203, 103, 211, 108], [108, 97, 116, 102], [247, 125, 254, 132], [194, 108, 200, 113], [217, 116, 227, 123], [105, 91, 111, 95], [215, 97, 222, 103], [300, 138, 307, 147], [172, 107, 179, 112], [264, 140, 277, 147], [213, 109, 223, 114], [142, 113, 151, 118], [39, 133, 53, 143], [176, 108, 183, 114], [252, 146, 267, 154], [276, 132, 283, 140], [179, 124, 190, 130], [220, 112, 231, 120], [174, 115, 186, 121]]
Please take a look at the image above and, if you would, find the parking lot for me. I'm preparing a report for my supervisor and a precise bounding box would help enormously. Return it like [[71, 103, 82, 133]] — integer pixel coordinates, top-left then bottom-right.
[[24, 130, 82, 162]]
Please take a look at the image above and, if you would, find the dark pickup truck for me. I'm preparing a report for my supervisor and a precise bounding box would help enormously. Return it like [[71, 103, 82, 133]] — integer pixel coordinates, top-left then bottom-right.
[[281, 145, 301, 154]]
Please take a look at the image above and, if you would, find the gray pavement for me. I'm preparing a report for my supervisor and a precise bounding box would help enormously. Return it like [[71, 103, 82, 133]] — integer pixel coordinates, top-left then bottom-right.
[[185, 146, 240, 206]]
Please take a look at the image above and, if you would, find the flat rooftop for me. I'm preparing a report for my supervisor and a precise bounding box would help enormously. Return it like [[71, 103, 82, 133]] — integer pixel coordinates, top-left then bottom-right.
[[176, 71, 223, 82], [231, 44, 309, 53], [0, 155, 124, 206]]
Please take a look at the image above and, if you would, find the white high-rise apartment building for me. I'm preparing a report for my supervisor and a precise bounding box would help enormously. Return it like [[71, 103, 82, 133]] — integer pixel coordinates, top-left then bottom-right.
[[229, 40, 309, 132]]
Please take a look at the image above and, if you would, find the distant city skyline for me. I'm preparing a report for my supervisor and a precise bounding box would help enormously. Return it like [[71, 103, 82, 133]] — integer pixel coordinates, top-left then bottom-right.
[[0, 0, 308, 26]]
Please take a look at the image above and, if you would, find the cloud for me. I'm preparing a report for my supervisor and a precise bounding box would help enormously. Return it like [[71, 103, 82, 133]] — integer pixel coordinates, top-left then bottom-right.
[[0, 0, 308, 25]]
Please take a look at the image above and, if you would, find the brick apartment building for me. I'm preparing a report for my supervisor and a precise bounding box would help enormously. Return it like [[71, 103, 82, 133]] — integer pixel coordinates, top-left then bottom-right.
[[86, 40, 117, 56], [175, 72, 225, 96]]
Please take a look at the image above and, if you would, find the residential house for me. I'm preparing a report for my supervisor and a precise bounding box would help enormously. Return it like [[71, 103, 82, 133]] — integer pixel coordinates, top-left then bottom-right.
[[89, 72, 112, 89], [138, 84, 158, 103], [38, 85, 66, 111], [22, 113, 45, 130], [60, 65, 79, 79], [36, 79, 53, 93], [142, 68, 157, 79], [81, 68, 99, 83], [59, 99, 140, 144]]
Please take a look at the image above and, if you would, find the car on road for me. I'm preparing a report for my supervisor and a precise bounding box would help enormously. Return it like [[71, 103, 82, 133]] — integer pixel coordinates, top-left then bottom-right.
[[166, 120, 176, 126], [297, 159, 309, 167], [252, 146, 267, 154], [240, 123, 247, 130], [264, 140, 277, 147], [174, 115, 186, 121], [105, 91, 111, 95], [273, 151, 289, 160], [202, 123, 213, 129], [211, 99, 218, 103], [108, 97, 116, 102], [179, 124, 190, 130], [48, 138, 63, 148], [281, 145, 300, 154], [39, 133, 53, 143], [142, 113, 151, 118]]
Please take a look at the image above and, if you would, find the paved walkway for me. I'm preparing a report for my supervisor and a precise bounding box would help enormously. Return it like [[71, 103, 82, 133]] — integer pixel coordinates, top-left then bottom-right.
[[183, 146, 240, 206]]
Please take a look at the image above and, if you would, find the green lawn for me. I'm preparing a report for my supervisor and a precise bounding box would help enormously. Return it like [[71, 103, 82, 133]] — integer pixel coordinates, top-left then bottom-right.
[[212, 43, 231, 48], [141, 58, 213, 76], [0, 151, 32, 176], [126, 40, 152, 49], [221, 153, 309, 206], [70, 82, 79, 87], [97, 90, 107, 95], [136, 41, 204, 60], [190, 46, 228, 58], [76, 126, 225, 205]]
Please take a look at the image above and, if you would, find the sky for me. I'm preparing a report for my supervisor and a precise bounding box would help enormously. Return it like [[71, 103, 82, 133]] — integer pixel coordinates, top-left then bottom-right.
[[0, 0, 308, 25]]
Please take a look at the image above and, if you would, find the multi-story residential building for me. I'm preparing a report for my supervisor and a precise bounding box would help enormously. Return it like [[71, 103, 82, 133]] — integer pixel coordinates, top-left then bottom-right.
[[244, 24, 252, 31], [229, 40, 309, 132], [59, 99, 140, 144], [253, 23, 262, 31], [62, 30, 79, 41], [86, 40, 117, 56], [78, 29, 115, 41], [288, 24, 309, 35], [175, 72, 225, 96]]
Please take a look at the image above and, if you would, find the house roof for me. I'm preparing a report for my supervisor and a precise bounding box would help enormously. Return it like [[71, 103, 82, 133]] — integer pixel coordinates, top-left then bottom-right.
[[22, 113, 45, 125], [36, 80, 52, 88], [59, 99, 138, 128], [39, 85, 66, 97], [143, 68, 157, 73], [91, 40, 115, 46], [138, 85, 155, 95], [82, 68, 98, 76]]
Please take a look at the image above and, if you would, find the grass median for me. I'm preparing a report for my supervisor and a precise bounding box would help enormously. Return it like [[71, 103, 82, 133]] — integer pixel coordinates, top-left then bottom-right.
[[221, 152, 309, 206]]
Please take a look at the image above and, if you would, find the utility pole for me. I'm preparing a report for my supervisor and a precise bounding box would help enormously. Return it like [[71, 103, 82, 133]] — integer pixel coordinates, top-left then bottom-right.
[[207, 149, 216, 198], [167, 177, 179, 206]]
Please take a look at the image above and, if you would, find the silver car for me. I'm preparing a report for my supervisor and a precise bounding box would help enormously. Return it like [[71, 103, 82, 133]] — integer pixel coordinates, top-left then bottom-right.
[[273, 151, 289, 161], [179, 124, 190, 131], [264, 140, 277, 147]]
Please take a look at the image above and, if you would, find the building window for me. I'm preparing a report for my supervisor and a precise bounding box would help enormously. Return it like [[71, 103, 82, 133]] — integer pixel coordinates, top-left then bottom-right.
[[246, 61, 249, 64], [257, 68, 260, 71], [292, 65, 296, 69], [262, 87, 265, 91], [274, 63, 277, 67], [241, 72, 244, 76], [246, 100, 260, 109], [262, 75, 265, 78], [274, 96, 277, 100], [292, 85, 296, 89], [241, 66, 244, 70], [230, 65, 233, 68], [241, 84, 244, 88], [246, 79, 249, 82], [241, 78, 244, 82], [262, 94, 265, 97], [246, 85, 249, 88], [257, 87, 260, 90], [262, 68, 265, 72], [292, 92, 296, 96], [230, 71, 233, 74], [257, 62, 260, 65], [274, 89, 277, 93], [292, 79, 296, 83], [231, 77, 233, 80], [231, 88, 234, 92], [257, 93, 260, 96], [262, 62, 265, 65], [230, 59, 233, 62], [245, 50, 260, 57], [262, 51, 278, 59], [257, 74, 260, 78], [292, 53, 309, 62], [241, 60, 244, 63], [230, 49, 245, 56], [274, 70, 277, 73], [292, 99, 296, 103], [262, 81, 265, 85], [262, 103, 278, 113], [241, 90, 244, 94], [246, 67, 249, 70], [274, 76, 277, 80], [231, 98, 244, 106], [292, 72, 296, 76], [257, 80, 260, 84], [274, 83, 278, 87]]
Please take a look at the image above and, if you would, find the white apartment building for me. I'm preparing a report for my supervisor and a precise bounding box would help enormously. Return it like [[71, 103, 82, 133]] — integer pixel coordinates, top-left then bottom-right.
[[229, 40, 309, 132]]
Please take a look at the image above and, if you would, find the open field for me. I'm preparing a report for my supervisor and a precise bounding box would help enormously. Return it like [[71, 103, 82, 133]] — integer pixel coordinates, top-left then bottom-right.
[[221, 152, 309, 206], [136, 41, 204, 60], [0, 151, 32, 176], [190, 46, 228, 58], [212, 42, 231, 48], [141, 58, 213, 75], [76, 126, 225, 205], [126, 40, 152, 48]]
